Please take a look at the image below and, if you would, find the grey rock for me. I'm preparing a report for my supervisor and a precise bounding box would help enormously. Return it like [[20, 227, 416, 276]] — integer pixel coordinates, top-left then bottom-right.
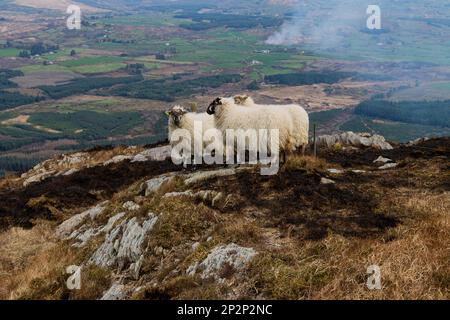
[[63, 168, 79, 176], [317, 132, 393, 150], [100, 282, 127, 300], [101, 212, 126, 233], [184, 168, 237, 186], [378, 163, 398, 170], [192, 242, 201, 251], [141, 174, 176, 196], [23, 170, 56, 187], [373, 156, 392, 164], [56, 203, 107, 238], [321, 177, 335, 185], [89, 213, 158, 269], [327, 169, 344, 174], [187, 243, 257, 281], [131, 145, 171, 163], [163, 190, 195, 198], [407, 137, 430, 146], [122, 201, 140, 211], [104, 155, 133, 166]]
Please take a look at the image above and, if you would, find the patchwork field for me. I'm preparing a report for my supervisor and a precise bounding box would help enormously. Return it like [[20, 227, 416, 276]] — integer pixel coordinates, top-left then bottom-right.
[[0, 0, 449, 176]]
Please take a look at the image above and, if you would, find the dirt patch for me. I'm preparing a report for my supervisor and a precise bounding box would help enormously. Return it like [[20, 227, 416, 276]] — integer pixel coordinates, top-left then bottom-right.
[[1, 115, 62, 134], [256, 84, 361, 112], [1, 115, 30, 126]]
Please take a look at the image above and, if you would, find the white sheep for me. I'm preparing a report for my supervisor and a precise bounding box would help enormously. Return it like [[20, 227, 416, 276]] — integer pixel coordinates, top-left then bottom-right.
[[207, 97, 296, 161], [166, 105, 216, 164], [234, 95, 309, 154]]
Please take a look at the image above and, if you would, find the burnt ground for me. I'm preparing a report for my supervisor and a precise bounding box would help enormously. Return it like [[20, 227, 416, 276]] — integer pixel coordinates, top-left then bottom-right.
[[0, 138, 448, 235], [320, 137, 450, 168], [0, 160, 182, 230], [193, 137, 450, 241]]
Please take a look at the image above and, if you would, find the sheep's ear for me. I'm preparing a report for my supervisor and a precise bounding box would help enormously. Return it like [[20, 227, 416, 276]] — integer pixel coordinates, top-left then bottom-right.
[[165, 111, 171, 116], [189, 102, 198, 113], [234, 95, 249, 104]]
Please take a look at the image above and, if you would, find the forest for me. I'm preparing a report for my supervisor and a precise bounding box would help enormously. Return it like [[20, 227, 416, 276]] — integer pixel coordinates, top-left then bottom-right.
[[176, 12, 283, 30], [0, 69, 44, 110], [265, 72, 392, 86], [39, 75, 143, 99], [355, 99, 450, 127], [108, 74, 243, 101]]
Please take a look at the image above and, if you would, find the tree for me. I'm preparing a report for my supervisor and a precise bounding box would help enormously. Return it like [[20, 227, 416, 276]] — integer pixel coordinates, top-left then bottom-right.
[[70, 49, 77, 56], [18, 50, 30, 58]]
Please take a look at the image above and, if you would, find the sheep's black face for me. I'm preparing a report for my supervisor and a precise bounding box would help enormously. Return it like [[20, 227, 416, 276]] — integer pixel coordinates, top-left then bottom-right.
[[207, 98, 222, 115], [172, 114, 183, 126], [167, 107, 187, 126]]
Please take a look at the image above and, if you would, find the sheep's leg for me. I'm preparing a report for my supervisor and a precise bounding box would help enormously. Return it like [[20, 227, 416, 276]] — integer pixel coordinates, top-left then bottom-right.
[[301, 145, 306, 156]]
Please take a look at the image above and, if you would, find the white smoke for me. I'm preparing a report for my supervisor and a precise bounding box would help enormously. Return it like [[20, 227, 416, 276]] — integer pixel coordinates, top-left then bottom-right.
[[266, 0, 369, 48]]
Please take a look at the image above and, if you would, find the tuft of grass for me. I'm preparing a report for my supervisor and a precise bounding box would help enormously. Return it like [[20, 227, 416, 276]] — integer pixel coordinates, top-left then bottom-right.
[[133, 276, 220, 300], [283, 155, 328, 173], [71, 266, 111, 300], [248, 252, 333, 300], [148, 198, 218, 249]]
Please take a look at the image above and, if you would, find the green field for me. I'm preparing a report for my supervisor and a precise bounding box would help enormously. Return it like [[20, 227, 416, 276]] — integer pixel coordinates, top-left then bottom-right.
[[0, 48, 21, 57], [97, 12, 192, 27], [17, 64, 74, 75], [60, 56, 125, 67]]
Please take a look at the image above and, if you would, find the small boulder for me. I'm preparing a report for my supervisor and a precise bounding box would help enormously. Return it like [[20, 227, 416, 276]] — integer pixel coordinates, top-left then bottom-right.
[[101, 282, 127, 300], [373, 156, 392, 164], [321, 177, 336, 185], [187, 243, 257, 281], [378, 163, 398, 170], [141, 174, 176, 196], [123, 201, 140, 211]]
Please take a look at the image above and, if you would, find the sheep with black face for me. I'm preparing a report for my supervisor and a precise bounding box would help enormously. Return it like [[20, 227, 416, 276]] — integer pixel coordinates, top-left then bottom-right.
[[166, 105, 215, 156], [233, 95, 310, 155], [207, 97, 296, 161]]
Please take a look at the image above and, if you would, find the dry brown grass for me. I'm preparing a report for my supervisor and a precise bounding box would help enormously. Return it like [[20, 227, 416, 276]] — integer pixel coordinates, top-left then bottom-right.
[[0, 219, 108, 300], [246, 190, 450, 300], [283, 155, 329, 173], [0, 222, 56, 299]]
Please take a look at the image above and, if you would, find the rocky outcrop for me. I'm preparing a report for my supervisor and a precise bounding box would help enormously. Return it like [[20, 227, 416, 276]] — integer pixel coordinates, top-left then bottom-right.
[[187, 244, 257, 282], [103, 155, 134, 166], [88, 213, 159, 275], [373, 156, 392, 164], [140, 174, 176, 196], [378, 163, 398, 170], [131, 145, 171, 163], [317, 132, 393, 150], [19, 145, 172, 187], [184, 168, 238, 186], [100, 282, 127, 300], [56, 203, 108, 239]]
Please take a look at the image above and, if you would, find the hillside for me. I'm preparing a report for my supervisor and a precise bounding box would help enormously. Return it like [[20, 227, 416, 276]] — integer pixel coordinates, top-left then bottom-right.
[[0, 135, 448, 300]]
